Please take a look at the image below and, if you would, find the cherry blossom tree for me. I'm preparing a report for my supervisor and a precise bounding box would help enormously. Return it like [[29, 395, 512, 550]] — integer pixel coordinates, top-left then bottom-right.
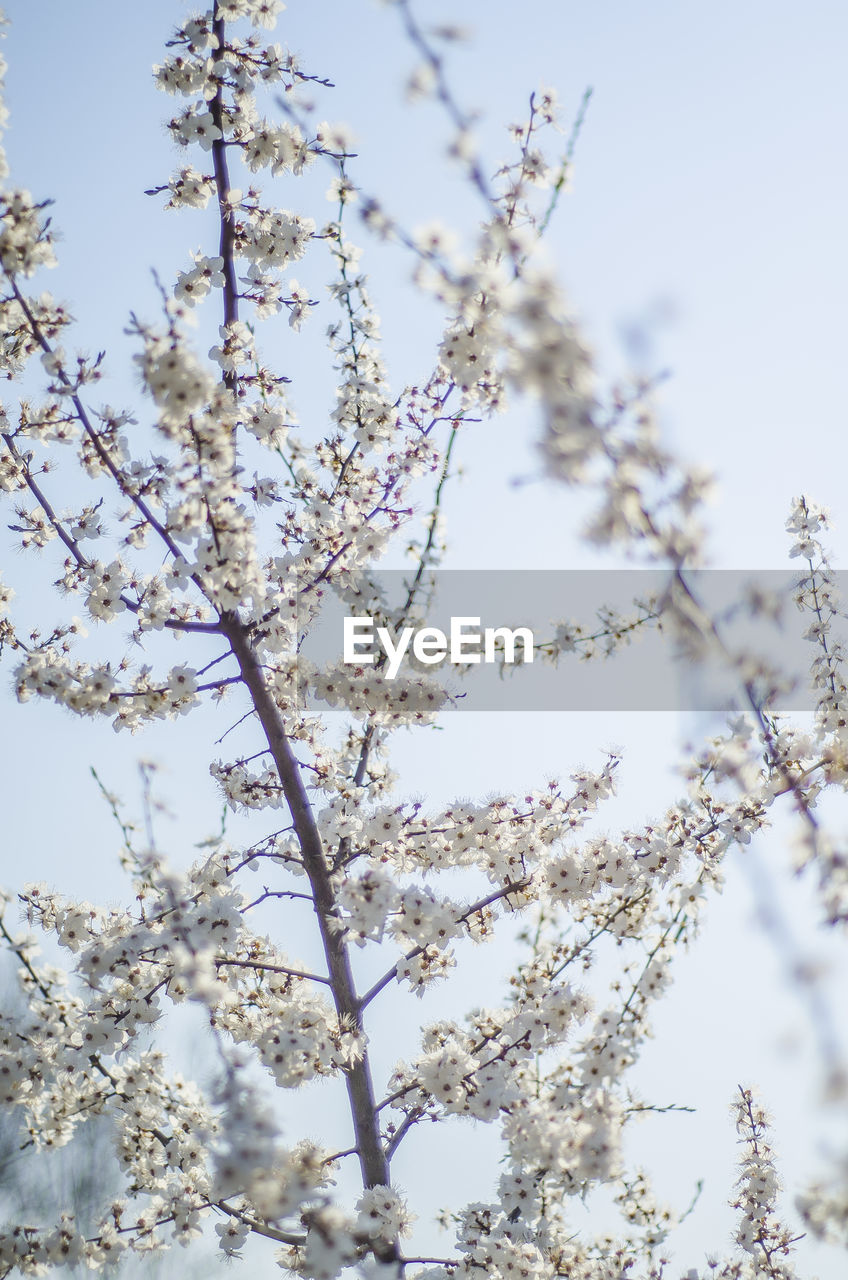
[[0, 2, 845, 1278]]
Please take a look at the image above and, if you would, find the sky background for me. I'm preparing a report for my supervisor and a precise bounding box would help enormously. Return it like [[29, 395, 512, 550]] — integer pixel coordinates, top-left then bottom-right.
[[1, 0, 847, 1275]]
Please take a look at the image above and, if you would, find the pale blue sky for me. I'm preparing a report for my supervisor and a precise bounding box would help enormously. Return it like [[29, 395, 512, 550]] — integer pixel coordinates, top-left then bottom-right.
[[1, 1, 847, 1275], [4, 0, 847, 565]]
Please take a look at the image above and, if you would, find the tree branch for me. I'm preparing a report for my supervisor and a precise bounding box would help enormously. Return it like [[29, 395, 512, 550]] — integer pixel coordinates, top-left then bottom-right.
[[220, 612, 394, 1208]]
